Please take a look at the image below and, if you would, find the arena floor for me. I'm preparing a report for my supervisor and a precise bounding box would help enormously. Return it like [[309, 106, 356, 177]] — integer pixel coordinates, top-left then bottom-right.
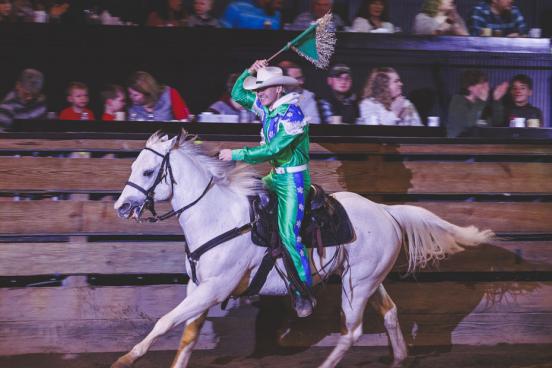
[[1, 345, 551, 368]]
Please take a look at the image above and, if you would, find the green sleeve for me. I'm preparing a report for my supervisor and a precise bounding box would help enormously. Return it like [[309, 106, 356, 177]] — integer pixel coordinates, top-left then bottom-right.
[[232, 123, 299, 164], [231, 69, 256, 111]]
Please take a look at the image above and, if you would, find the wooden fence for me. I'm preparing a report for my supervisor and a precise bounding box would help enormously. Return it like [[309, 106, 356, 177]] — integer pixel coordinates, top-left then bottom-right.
[[0, 128, 551, 356]]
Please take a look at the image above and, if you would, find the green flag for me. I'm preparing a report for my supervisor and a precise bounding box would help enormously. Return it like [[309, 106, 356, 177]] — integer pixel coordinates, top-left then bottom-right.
[[269, 13, 336, 69]]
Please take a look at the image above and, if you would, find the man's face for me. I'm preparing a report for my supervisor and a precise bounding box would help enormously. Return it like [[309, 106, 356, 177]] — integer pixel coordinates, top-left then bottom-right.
[[492, 0, 513, 13], [15, 82, 38, 105], [108, 91, 126, 112], [388, 72, 403, 99], [128, 87, 145, 106], [256, 85, 281, 106], [510, 80, 531, 106], [313, 0, 332, 19], [286, 67, 305, 92], [469, 81, 490, 101], [327, 73, 352, 94], [68, 88, 89, 108], [194, 0, 211, 16]]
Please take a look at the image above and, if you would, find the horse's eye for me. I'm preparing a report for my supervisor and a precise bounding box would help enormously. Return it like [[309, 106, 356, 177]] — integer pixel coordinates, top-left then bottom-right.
[[143, 169, 155, 177]]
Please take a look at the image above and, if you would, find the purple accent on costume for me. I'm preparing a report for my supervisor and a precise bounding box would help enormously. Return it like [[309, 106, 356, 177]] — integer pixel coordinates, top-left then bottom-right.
[[293, 172, 312, 287]]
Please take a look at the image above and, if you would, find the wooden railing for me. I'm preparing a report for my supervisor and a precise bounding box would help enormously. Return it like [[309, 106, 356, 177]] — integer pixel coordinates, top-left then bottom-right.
[[0, 125, 551, 355]]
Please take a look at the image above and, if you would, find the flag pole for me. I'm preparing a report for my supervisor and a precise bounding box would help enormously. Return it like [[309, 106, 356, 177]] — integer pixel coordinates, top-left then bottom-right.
[[266, 20, 321, 63]]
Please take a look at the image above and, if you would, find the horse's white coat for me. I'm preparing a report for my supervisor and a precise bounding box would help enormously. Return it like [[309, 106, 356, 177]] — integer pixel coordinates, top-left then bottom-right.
[[112, 132, 493, 368]]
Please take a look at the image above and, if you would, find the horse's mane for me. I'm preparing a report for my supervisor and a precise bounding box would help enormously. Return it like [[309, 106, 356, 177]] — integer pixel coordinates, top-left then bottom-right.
[[147, 131, 262, 197]]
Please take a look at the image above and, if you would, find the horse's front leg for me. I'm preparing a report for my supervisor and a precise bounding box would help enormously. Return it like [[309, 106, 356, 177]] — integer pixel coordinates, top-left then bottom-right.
[[111, 274, 242, 368]]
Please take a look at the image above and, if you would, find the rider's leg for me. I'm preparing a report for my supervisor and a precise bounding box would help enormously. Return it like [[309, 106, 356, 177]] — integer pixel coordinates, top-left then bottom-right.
[[275, 171, 311, 286]]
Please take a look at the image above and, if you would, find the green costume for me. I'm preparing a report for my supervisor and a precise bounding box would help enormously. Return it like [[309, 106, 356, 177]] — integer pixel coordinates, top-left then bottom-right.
[[231, 70, 313, 286]]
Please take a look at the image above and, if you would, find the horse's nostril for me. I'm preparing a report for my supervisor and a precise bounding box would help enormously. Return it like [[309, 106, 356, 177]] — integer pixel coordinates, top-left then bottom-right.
[[120, 202, 131, 212]]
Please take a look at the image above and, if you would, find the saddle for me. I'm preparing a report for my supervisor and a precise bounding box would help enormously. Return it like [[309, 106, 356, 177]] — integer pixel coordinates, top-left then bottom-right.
[[248, 184, 356, 251]]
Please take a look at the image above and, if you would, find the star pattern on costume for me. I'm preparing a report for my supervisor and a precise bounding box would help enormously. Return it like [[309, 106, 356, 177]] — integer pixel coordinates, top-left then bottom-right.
[[297, 236, 302, 242], [296, 220, 301, 227], [297, 186, 304, 194], [298, 204, 304, 211]]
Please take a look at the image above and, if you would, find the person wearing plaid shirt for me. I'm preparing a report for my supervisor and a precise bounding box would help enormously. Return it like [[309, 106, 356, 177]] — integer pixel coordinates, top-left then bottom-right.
[[468, 0, 527, 37]]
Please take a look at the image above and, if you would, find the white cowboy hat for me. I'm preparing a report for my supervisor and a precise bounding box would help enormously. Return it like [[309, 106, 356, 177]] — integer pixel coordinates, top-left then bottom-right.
[[243, 66, 299, 91]]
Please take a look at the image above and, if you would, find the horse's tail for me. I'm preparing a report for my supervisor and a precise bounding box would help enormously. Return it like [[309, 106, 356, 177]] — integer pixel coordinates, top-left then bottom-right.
[[383, 204, 494, 273]]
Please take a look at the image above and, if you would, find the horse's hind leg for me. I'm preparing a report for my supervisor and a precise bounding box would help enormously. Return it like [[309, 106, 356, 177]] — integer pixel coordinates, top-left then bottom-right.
[[318, 279, 378, 368], [170, 310, 208, 368], [369, 284, 407, 366]]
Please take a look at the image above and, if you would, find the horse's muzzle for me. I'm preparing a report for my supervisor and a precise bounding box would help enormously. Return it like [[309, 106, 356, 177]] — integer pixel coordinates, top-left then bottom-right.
[[117, 200, 145, 220]]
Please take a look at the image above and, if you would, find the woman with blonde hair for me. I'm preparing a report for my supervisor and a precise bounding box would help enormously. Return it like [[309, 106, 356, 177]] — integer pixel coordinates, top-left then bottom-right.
[[358, 67, 421, 125], [412, 0, 468, 35], [127, 71, 190, 121]]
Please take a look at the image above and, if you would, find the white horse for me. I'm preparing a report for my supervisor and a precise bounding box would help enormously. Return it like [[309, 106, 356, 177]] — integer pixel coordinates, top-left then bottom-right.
[[112, 131, 493, 368]]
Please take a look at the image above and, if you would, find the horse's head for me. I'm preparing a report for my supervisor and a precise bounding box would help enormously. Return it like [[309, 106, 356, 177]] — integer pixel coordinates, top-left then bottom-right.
[[114, 132, 178, 220]]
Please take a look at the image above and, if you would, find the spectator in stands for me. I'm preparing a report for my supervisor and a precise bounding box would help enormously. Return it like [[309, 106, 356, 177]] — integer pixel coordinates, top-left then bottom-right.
[[359, 67, 422, 125], [59, 82, 95, 121], [0, 0, 15, 23], [278, 60, 321, 124], [187, 0, 220, 28], [220, 0, 282, 30], [351, 0, 394, 33], [468, 0, 527, 37], [318, 64, 358, 124], [146, 0, 187, 27], [127, 71, 190, 121], [492, 74, 542, 127], [101, 84, 126, 121], [412, 0, 468, 36], [287, 0, 345, 31], [207, 72, 256, 121], [447, 69, 508, 137], [0, 69, 47, 129]]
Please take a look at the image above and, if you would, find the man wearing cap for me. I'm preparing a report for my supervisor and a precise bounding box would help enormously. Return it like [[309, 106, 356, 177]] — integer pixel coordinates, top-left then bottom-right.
[[318, 63, 359, 124], [219, 59, 315, 317], [0, 68, 47, 129]]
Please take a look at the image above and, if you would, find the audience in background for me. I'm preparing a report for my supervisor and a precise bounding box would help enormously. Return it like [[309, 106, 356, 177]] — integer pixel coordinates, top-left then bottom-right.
[[287, 0, 345, 31], [492, 74, 542, 127], [101, 84, 126, 121], [187, 0, 219, 28], [413, 0, 468, 36], [446, 69, 508, 137], [359, 67, 421, 125], [318, 64, 358, 124], [127, 71, 190, 121], [59, 82, 95, 120], [146, 0, 187, 27], [351, 0, 394, 33], [207, 72, 256, 121], [0, 69, 47, 129], [220, 0, 282, 30], [468, 0, 527, 37], [278, 60, 321, 124]]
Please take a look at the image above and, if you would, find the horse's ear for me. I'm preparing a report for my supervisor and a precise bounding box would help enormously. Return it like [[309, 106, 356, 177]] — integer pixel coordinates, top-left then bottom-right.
[[158, 135, 178, 153]]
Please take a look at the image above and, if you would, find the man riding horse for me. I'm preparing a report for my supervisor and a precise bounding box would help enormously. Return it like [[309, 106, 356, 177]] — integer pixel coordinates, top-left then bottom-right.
[[219, 59, 315, 317]]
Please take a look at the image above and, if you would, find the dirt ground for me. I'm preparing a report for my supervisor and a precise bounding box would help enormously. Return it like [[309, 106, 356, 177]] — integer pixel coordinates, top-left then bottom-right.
[[1, 345, 551, 368]]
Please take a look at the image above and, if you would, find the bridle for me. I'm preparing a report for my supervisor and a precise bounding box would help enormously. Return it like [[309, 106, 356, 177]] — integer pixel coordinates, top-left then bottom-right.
[[125, 146, 214, 223]]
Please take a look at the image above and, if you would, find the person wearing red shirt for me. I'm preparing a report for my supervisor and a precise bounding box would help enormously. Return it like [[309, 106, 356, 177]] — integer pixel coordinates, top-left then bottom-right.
[[59, 82, 95, 120], [101, 84, 126, 121]]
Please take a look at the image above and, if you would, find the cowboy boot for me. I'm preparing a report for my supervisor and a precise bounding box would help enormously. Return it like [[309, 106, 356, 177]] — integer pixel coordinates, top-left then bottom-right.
[[282, 249, 316, 318]]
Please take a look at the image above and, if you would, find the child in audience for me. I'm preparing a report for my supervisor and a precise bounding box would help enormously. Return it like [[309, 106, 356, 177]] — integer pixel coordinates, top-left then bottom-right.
[[493, 74, 543, 127], [101, 84, 126, 121], [59, 82, 95, 120], [187, 0, 220, 27]]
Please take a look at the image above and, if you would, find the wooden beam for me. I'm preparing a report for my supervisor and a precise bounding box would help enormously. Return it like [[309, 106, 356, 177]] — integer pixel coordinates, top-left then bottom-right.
[[1, 139, 552, 156], [0, 201, 550, 235], [0, 241, 550, 276], [0, 282, 550, 355], [1, 157, 551, 194]]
